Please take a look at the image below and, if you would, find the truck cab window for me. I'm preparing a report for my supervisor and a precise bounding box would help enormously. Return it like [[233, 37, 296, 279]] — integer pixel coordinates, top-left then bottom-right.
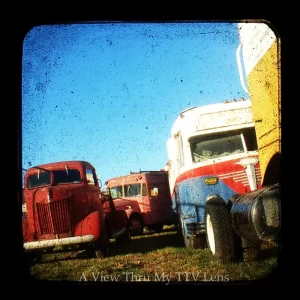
[[27, 172, 51, 189], [86, 168, 96, 185], [53, 169, 81, 184]]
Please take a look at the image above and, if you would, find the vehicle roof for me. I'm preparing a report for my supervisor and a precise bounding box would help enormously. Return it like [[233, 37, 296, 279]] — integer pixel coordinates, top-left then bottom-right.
[[25, 160, 95, 174], [171, 98, 252, 136], [106, 170, 168, 185]]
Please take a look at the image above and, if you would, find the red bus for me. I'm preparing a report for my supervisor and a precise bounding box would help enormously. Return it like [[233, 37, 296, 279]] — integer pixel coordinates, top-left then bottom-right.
[[105, 171, 175, 235]]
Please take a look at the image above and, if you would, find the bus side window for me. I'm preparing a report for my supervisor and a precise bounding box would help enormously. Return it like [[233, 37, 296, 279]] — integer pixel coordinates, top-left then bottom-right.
[[86, 168, 96, 185], [125, 183, 141, 197], [142, 183, 147, 196]]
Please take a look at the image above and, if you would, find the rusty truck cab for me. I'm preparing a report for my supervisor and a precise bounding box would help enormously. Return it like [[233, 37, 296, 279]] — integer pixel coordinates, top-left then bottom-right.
[[22, 160, 130, 259]]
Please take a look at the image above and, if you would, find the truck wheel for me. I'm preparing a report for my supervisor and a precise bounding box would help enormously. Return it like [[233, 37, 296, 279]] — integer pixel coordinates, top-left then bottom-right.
[[242, 238, 261, 262], [129, 215, 144, 236], [116, 229, 131, 244], [205, 197, 236, 264], [93, 227, 110, 259], [94, 241, 110, 259], [95, 246, 108, 259]]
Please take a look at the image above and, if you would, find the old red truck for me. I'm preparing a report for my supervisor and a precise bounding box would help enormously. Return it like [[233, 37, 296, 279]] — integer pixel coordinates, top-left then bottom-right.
[[22, 160, 130, 259]]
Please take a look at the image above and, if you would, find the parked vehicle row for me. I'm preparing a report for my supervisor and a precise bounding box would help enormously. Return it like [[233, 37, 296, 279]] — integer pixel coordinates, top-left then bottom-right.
[[21, 22, 280, 265]]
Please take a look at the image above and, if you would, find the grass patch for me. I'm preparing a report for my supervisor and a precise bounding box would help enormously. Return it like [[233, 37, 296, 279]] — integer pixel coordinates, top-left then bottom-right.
[[24, 228, 279, 286]]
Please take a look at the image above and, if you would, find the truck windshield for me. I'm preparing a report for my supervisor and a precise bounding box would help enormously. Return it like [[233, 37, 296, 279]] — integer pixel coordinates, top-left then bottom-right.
[[109, 186, 123, 199], [190, 127, 258, 163], [27, 169, 81, 189], [27, 171, 51, 189], [53, 169, 81, 184]]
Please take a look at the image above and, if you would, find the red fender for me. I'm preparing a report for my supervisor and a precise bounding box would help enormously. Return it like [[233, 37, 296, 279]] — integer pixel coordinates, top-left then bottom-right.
[[74, 210, 105, 241]]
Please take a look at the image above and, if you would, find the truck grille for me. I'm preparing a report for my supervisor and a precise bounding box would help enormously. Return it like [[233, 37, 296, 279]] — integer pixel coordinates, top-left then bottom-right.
[[218, 164, 261, 186], [36, 198, 73, 235]]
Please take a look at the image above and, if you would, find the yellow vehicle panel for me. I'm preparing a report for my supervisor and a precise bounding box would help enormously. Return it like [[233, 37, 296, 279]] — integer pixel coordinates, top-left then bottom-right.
[[238, 21, 281, 184]]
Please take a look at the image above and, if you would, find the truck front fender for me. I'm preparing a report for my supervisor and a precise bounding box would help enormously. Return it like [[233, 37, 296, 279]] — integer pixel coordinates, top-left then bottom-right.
[[74, 210, 105, 241]]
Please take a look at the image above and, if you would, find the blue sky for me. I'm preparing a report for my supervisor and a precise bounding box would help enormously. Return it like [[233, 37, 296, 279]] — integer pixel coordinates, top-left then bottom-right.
[[22, 21, 249, 186]]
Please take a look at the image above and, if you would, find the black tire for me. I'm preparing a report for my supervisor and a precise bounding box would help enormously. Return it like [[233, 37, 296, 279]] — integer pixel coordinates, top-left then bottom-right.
[[115, 229, 131, 244], [241, 238, 261, 262], [94, 239, 110, 259], [129, 215, 144, 236], [93, 225, 110, 259], [205, 196, 236, 264], [94, 248, 106, 259]]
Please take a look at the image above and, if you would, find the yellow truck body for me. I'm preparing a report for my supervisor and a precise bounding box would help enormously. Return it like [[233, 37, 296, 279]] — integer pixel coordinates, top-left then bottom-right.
[[238, 21, 281, 185]]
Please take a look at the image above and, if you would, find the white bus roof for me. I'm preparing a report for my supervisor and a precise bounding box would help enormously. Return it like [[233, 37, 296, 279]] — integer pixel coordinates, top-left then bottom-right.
[[171, 99, 252, 136]]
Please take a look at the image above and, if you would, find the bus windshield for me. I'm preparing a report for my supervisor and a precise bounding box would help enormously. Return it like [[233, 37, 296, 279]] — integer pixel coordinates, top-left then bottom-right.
[[109, 186, 123, 199], [190, 127, 258, 163]]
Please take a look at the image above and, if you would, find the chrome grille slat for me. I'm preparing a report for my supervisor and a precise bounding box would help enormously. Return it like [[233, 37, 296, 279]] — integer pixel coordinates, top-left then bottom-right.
[[218, 165, 262, 185]]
